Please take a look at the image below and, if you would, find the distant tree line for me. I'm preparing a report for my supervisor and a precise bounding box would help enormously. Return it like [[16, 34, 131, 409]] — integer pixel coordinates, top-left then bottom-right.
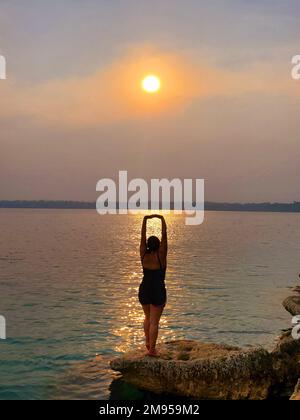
[[1, 200, 300, 212], [0, 200, 95, 209], [205, 201, 300, 212]]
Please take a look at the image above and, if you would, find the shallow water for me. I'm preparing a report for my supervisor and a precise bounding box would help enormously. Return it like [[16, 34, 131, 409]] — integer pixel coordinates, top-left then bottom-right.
[[0, 209, 299, 399]]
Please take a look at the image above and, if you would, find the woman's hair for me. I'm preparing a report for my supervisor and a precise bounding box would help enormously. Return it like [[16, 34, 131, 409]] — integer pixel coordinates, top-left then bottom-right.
[[147, 235, 160, 252]]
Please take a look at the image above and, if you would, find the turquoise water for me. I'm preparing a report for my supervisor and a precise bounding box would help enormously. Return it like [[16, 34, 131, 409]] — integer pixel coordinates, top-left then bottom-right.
[[0, 209, 299, 400]]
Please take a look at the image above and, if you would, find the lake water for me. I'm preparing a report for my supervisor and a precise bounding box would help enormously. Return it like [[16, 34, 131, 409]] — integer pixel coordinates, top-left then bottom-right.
[[0, 209, 299, 400]]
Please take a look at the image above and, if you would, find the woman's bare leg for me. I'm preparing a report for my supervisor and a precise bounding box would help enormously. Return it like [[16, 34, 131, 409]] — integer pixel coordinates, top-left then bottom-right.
[[142, 304, 151, 349], [149, 304, 164, 355]]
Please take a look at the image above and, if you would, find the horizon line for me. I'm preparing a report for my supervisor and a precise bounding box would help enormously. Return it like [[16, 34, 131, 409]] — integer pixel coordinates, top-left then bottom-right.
[[1, 200, 300, 213], [0, 199, 300, 204]]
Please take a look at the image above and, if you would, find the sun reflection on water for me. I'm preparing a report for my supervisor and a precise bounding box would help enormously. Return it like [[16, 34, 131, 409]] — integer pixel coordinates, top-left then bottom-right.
[[112, 269, 144, 353]]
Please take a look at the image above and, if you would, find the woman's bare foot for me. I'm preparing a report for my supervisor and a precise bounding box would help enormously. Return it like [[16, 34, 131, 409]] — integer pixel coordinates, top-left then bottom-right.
[[148, 349, 159, 357]]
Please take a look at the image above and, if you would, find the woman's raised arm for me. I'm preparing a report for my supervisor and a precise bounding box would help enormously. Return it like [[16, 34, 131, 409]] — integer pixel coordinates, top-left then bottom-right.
[[159, 215, 168, 257], [151, 214, 168, 260], [140, 216, 149, 258]]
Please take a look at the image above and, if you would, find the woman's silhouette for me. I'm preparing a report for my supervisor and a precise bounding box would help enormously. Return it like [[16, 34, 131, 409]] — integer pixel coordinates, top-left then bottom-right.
[[139, 214, 167, 356]]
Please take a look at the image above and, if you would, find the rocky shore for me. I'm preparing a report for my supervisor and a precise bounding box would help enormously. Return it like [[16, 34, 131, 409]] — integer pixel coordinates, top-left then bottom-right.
[[110, 286, 300, 400], [291, 380, 300, 400]]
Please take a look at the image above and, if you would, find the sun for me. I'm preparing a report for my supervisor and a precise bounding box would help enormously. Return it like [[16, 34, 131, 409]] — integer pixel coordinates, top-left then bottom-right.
[[141, 75, 161, 93]]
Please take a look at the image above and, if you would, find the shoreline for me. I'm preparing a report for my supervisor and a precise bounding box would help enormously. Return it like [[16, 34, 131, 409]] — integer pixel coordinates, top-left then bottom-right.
[[1, 200, 300, 213], [110, 292, 300, 400]]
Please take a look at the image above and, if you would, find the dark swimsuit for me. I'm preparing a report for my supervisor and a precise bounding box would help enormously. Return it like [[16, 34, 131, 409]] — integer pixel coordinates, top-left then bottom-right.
[[138, 252, 167, 306]]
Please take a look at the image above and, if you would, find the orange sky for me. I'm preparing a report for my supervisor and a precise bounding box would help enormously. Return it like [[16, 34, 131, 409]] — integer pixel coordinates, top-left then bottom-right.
[[1, 1, 300, 202]]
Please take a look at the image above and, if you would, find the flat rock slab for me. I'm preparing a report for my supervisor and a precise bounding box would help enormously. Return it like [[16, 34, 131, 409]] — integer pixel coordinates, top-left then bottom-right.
[[110, 340, 274, 400], [283, 296, 300, 316], [290, 379, 300, 400]]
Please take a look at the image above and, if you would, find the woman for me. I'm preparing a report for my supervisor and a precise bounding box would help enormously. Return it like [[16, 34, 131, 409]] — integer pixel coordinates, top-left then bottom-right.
[[138, 214, 168, 356]]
